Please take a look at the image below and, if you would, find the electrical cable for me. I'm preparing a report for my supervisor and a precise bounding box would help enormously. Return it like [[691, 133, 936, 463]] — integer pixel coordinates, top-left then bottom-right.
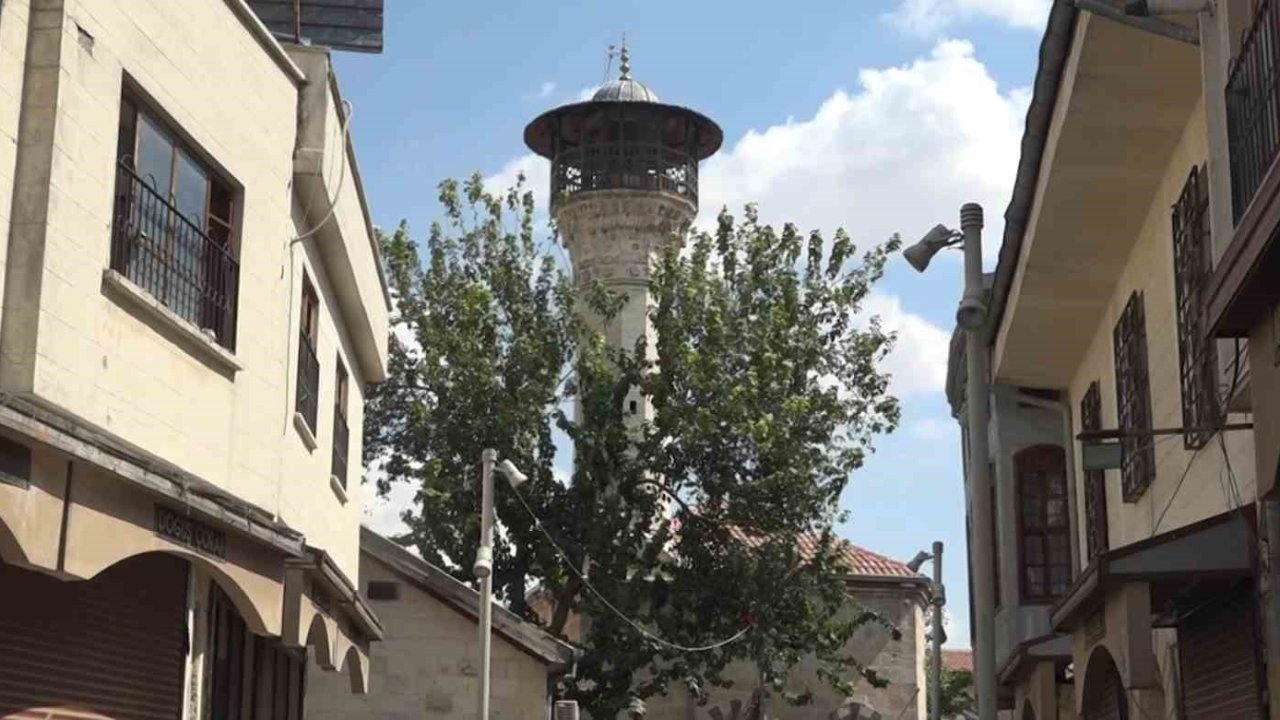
[[508, 481, 751, 653], [293, 97, 353, 243]]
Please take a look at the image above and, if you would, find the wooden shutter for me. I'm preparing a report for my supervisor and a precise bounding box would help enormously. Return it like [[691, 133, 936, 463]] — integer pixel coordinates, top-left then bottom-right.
[[0, 554, 188, 720], [1179, 587, 1265, 720]]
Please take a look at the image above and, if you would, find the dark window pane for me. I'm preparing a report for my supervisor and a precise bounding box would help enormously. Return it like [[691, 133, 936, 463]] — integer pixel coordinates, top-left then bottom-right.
[[137, 114, 174, 195]]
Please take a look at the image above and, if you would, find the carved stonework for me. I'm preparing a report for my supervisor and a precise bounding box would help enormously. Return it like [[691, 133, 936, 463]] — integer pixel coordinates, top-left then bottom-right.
[[555, 190, 695, 288]]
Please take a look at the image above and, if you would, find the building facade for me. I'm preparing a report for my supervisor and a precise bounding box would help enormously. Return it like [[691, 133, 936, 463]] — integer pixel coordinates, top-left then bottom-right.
[[306, 528, 578, 720], [948, 2, 1279, 718], [0, 1, 389, 717]]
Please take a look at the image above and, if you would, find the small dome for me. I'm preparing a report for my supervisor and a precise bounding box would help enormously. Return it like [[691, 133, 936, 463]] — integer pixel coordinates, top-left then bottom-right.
[[592, 77, 659, 103]]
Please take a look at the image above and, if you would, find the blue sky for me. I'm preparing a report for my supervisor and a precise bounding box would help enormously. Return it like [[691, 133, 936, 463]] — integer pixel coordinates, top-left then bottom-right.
[[340, 0, 1050, 649]]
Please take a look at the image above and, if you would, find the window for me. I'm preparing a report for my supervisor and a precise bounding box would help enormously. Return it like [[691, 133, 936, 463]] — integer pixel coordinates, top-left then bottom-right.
[[1016, 444, 1070, 602], [0, 435, 30, 488], [1081, 381, 1109, 560], [1172, 165, 1218, 449], [1114, 292, 1154, 501], [331, 358, 349, 488], [112, 92, 239, 349], [366, 581, 400, 601], [295, 276, 320, 431]]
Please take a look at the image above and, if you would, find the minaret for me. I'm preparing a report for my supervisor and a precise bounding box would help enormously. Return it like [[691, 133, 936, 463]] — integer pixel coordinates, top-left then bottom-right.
[[523, 43, 723, 419]]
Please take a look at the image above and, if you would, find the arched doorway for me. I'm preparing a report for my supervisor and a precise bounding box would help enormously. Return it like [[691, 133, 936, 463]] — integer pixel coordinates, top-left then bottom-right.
[[1082, 646, 1127, 720], [1021, 699, 1037, 720]]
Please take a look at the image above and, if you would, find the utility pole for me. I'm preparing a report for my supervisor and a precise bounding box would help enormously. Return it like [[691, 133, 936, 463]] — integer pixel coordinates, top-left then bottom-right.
[[930, 540, 944, 720], [959, 204, 997, 720], [475, 449, 496, 720]]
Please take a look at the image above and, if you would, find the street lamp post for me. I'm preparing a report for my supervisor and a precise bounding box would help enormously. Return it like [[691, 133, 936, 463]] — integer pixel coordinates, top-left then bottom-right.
[[903, 204, 996, 720], [472, 449, 529, 720], [909, 541, 946, 720]]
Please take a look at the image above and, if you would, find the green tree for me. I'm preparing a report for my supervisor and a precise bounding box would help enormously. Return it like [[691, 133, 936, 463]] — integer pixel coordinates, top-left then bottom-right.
[[366, 173, 902, 717], [926, 652, 976, 718]]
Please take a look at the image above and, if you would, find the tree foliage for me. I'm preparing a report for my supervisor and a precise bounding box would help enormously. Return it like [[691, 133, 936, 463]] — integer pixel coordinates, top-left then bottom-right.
[[366, 173, 902, 716]]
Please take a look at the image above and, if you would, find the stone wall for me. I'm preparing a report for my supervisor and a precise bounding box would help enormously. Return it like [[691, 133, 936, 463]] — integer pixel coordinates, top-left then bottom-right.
[[306, 553, 557, 720]]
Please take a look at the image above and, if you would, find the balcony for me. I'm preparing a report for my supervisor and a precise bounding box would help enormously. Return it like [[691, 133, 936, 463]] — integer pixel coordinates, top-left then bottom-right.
[[110, 162, 239, 350], [1212, 0, 1280, 337], [550, 142, 698, 211]]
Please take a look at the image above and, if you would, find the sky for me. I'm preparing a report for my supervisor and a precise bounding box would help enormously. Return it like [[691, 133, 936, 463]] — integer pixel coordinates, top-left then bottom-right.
[[334, 0, 1050, 650]]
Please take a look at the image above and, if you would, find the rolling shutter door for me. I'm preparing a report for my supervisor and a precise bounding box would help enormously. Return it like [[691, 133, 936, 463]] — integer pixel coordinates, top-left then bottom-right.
[[0, 554, 188, 720], [1179, 587, 1264, 720]]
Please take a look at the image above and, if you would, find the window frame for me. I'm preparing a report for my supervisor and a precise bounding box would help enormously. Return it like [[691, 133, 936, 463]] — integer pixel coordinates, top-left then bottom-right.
[[294, 274, 321, 433], [1015, 444, 1071, 603], [1080, 381, 1109, 561], [112, 88, 241, 350], [1113, 291, 1155, 502], [1172, 164, 1219, 449], [331, 356, 349, 488]]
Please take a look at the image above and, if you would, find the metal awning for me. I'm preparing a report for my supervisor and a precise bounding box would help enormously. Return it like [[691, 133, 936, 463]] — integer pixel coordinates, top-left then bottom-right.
[[1051, 508, 1254, 631]]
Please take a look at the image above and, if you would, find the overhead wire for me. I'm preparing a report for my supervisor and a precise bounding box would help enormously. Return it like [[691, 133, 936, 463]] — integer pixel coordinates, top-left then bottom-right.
[[508, 480, 751, 653]]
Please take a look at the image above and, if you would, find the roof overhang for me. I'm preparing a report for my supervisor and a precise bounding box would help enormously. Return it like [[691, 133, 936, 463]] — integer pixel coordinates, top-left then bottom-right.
[[360, 527, 578, 669], [523, 100, 724, 160], [997, 633, 1072, 686], [990, 10, 1201, 387], [1050, 508, 1254, 631]]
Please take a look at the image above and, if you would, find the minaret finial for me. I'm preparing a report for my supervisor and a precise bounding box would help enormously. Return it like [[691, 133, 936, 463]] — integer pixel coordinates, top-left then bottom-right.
[[619, 34, 630, 80]]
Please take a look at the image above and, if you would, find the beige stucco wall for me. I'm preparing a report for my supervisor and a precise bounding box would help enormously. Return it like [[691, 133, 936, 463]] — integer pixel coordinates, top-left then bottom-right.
[[1063, 94, 1255, 556], [0, 0, 29, 318], [305, 553, 555, 720], [0, 0, 384, 581]]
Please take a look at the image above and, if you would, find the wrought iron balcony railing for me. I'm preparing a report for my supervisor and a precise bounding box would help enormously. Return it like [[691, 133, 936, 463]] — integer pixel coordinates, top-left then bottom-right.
[[1226, 0, 1280, 222], [110, 161, 240, 349], [551, 142, 698, 209], [296, 332, 319, 432]]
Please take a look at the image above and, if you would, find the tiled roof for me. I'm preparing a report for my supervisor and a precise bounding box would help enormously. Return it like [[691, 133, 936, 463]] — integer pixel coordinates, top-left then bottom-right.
[[725, 526, 919, 579], [942, 649, 973, 672]]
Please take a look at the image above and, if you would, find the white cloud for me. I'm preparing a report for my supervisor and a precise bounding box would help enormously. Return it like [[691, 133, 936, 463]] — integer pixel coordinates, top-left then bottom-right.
[[698, 39, 1028, 262], [863, 292, 951, 396], [909, 416, 956, 440], [362, 472, 416, 540], [537, 81, 557, 98], [884, 0, 1048, 35], [483, 152, 550, 205]]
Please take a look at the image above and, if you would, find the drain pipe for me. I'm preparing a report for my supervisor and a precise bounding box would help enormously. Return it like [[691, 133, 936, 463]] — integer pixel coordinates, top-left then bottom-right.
[[1014, 390, 1082, 576]]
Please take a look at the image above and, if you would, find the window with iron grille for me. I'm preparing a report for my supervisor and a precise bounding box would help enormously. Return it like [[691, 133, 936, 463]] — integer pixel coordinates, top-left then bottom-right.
[[1016, 444, 1071, 602], [1081, 381, 1108, 560], [112, 92, 239, 350], [295, 275, 320, 432], [1172, 165, 1218, 449], [1114, 292, 1154, 501], [331, 357, 349, 489]]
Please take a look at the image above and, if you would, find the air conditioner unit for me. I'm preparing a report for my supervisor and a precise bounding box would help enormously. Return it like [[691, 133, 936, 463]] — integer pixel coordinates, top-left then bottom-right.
[[554, 700, 580, 720]]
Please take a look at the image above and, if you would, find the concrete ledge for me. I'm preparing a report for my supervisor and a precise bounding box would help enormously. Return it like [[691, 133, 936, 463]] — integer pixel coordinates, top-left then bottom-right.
[[102, 269, 244, 373], [293, 411, 318, 452], [329, 474, 348, 504]]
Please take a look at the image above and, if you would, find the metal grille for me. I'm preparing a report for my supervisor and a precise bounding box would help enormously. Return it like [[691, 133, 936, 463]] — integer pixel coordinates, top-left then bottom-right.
[[111, 161, 240, 350], [331, 410, 349, 486], [1016, 444, 1071, 601], [552, 142, 698, 209], [1113, 292, 1154, 502], [1226, 0, 1280, 222], [1081, 381, 1108, 559], [296, 331, 319, 432], [1172, 166, 1219, 449]]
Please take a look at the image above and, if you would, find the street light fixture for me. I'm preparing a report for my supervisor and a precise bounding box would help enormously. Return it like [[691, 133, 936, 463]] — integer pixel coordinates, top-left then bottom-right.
[[903, 204, 996, 720], [910, 542, 946, 720], [474, 449, 528, 720]]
